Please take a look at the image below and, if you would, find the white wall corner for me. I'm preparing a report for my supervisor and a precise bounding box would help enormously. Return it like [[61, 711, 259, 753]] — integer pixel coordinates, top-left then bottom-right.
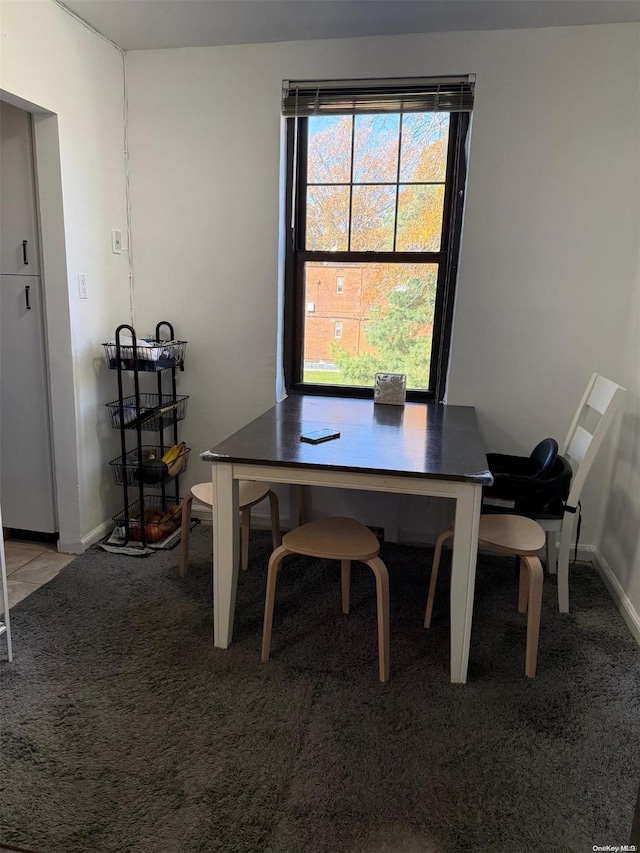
[[60, 517, 114, 554], [57, 539, 84, 555], [590, 545, 640, 646]]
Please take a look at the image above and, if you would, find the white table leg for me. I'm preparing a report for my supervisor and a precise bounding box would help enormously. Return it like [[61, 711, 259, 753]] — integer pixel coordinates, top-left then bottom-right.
[[212, 463, 239, 648], [449, 483, 483, 683]]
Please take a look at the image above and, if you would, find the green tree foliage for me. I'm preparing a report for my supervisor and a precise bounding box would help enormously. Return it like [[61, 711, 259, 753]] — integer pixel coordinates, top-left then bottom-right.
[[330, 273, 436, 388]]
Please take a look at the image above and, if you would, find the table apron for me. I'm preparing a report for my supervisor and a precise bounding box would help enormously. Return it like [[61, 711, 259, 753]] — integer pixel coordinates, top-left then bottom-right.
[[220, 461, 478, 500]]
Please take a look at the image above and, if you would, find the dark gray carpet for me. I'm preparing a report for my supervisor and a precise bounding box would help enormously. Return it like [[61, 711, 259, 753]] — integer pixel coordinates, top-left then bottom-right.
[[1, 526, 639, 853]]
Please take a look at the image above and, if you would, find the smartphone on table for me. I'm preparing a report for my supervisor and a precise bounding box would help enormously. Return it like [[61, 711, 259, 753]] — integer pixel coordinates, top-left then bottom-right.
[[300, 428, 341, 444]]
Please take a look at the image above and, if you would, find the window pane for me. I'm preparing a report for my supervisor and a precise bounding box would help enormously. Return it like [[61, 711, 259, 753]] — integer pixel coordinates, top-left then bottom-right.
[[306, 185, 350, 251], [396, 185, 444, 252], [400, 113, 449, 182], [351, 185, 396, 251], [308, 115, 352, 184], [353, 114, 400, 183], [302, 261, 438, 391]]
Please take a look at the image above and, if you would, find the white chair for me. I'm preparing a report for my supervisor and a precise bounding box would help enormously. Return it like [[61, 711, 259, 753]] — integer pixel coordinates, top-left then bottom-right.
[[540, 373, 625, 612], [179, 481, 280, 577]]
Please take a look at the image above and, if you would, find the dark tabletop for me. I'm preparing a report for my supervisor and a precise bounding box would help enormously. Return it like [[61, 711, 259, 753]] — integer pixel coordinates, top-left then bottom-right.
[[204, 395, 492, 483]]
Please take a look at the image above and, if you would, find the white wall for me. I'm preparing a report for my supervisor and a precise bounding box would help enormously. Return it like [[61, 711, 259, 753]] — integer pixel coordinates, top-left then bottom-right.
[[125, 23, 639, 610], [597, 260, 640, 634], [1, 0, 130, 549]]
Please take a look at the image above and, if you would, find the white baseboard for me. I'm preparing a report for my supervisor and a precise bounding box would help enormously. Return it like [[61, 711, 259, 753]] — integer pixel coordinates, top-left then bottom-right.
[[59, 518, 115, 554], [83, 518, 116, 550], [56, 539, 83, 555], [590, 546, 640, 646]]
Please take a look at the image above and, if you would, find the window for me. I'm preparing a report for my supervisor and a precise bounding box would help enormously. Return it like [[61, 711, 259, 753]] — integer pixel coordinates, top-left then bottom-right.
[[283, 76, 473, 401]]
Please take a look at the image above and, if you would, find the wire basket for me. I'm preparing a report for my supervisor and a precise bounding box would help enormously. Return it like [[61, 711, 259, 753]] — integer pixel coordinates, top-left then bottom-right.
[[112, 495, 183, 545], [109, 444, 190, 486], [103, 340, 187, 372], [106, 394, 189, 432]]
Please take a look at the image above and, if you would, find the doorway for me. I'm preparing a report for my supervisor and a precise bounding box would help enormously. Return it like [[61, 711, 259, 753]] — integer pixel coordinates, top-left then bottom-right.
[[0, 101, 57, 537], [0, 92, 82, 552]]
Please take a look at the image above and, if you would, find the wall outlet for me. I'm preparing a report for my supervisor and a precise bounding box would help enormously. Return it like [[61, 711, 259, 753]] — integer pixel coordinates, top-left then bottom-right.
[[78, 273, 88, 299], [111, 229, 122, 254]]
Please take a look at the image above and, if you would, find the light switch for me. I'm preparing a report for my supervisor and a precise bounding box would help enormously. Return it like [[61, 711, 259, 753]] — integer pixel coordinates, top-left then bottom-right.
[[78, 273, 88, 299], [111, 229, 123, 254]]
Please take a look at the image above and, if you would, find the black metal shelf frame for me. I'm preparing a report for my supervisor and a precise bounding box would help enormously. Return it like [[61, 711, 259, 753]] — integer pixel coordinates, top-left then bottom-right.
[[109, 321, 187, 547]]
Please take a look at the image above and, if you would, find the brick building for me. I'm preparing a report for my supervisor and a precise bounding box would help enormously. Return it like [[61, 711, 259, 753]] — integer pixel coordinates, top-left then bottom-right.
[[303, 262, 377, 367]]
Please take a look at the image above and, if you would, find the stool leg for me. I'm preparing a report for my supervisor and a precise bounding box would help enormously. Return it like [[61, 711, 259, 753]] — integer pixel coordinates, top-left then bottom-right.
[[523, 556, 544, 678], [178, 492, 194, 578], [518, 561, 529, 613], [261, 545, 290, 662], [366, 556, 390, 683], [268, 490, 281, 550], [341, 560, 351, 614], [424, 529, 453, 628], [241, 507, 251, 571]]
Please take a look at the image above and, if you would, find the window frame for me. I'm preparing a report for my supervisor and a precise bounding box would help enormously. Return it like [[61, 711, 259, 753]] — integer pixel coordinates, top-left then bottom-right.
[[283, 110, 469, 402]]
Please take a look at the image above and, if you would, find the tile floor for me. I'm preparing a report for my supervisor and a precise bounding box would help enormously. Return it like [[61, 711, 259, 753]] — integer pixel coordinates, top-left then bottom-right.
[[1, 537, 75, 614]]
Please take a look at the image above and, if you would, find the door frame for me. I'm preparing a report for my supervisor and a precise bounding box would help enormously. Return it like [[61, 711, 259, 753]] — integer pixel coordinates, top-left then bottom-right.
[[1, 89, 82, 552]]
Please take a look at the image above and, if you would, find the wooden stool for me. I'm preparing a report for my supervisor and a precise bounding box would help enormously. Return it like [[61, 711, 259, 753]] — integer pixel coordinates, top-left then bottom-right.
[[261, 517, 390, 682], [179, 481, 280, 577], [424, 514, 545, 678]]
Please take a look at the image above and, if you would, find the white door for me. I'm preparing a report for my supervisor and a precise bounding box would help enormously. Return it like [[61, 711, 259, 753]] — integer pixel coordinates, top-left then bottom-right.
[[0, 275, 57, 531], [0, 102, 40, 276], [0, 102, 57, 533]]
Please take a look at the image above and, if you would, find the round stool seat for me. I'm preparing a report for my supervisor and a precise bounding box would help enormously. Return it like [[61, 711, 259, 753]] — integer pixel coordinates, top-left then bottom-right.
[[478, 514, 545, 555], [283, 517, 380, 560], [190, 480, 271, 509]]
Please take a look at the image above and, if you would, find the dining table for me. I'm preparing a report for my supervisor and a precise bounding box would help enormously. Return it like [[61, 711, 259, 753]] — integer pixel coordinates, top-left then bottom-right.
[[201, 394, 492, 683]]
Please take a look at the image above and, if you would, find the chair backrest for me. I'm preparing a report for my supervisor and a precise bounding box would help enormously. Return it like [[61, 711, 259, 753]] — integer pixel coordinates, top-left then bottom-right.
[[562, 373, 626, 507]]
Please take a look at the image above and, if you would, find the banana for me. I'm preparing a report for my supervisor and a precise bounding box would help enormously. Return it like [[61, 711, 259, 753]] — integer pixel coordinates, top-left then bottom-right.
[[161, 442, 186, 464]]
